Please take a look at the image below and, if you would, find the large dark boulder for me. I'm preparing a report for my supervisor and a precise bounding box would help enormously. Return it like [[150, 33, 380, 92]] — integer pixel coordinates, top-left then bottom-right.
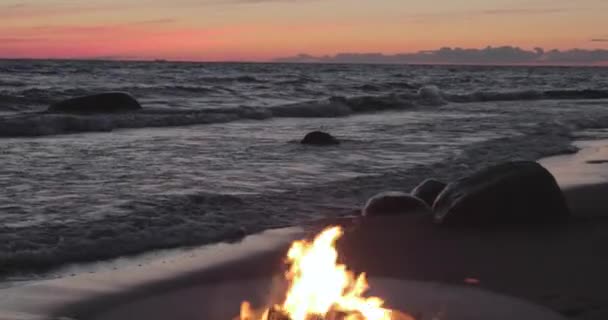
[[48, 92, 142, 114], [362, 191, 430, 217], [433, 161, 570, 226], [411, 178, 447, 207], [300, 131, 340, 146]]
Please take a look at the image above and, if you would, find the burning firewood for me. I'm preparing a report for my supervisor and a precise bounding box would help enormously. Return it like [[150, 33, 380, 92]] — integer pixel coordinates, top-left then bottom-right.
[[266, 306, 291, 320], [238, 227, 415, 320], [323, 310, 349, 320], [264, 307, 351, 320]]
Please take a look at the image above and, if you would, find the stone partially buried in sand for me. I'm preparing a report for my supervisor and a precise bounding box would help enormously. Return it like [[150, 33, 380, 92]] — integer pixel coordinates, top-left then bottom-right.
[[362, 191, 431, 217], [48, 92, 142, 114], [300, 131, 340, 146], [411, 178, 447, 207], [433, 161, 570, 226]]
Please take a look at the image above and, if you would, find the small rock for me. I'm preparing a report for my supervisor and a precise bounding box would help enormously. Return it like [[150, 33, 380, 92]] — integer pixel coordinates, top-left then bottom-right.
[[301, 131, 340, 146]]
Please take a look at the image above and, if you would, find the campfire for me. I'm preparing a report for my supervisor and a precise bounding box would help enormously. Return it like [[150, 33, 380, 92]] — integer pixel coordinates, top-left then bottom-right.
[[239, 226, 414, 320]]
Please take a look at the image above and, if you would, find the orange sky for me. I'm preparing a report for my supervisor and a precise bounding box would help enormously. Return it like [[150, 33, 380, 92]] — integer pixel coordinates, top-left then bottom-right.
[[1, 0, 607, 61]]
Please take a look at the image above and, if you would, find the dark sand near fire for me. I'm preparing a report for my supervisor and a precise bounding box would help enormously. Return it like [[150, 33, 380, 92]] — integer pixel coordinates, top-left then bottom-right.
[[0, 183, 602, 320]]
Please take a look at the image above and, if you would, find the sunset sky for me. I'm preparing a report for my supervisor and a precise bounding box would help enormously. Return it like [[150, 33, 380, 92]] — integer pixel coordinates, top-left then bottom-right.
[[1, 0, 607, 62]]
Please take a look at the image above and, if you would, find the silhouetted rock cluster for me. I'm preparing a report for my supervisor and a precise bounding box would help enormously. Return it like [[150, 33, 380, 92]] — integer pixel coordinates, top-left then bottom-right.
[[361, 161, 570, 226], [433, 161, 569, 225]]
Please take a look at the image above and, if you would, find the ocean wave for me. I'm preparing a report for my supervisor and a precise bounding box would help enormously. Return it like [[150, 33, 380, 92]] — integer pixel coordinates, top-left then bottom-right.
[[1, 86, 608, 137], [0, 192, 263, 272], [0, 88, 106, 108], [356, 84, 383, 92], [269, 88, 442, 118], [6, 86, 217, 99], [0, 93, 417, 136], [414, 85, 446, 105], [0, 85, 218, 110], [443, 88, 608, 103], [0, 121, 591, 274], [0, 80, 26, 87], [384, 81, 417, 89], [0, 92, 423, 136], [0, 93, 22, 106], [196, 75, 264, 83], [141, 85, 218, 95], [0, 91, 56, 109], [270, 99, 354, 117], [356, 81, 416, 92], [0, 108, 272, 137], [275, 76, 319, 85]]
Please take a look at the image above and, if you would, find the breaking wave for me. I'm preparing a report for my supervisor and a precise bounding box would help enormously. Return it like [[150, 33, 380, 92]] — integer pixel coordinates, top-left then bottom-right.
[[1, 87, 608, 137], [0, 85, 235, 109]]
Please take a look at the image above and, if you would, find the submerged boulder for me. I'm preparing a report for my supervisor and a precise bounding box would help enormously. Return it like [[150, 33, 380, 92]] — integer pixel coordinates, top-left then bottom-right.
[[411, 178, 447, 207], [301, 131, 340, 146], [362, 191, 430, 217], [48, 92, 142, 114], [433, 161, 570, 226]]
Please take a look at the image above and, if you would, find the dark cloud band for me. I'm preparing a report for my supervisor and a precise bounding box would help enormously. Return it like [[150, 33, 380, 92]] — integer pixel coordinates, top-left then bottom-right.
[[276, 46, 608, 65]]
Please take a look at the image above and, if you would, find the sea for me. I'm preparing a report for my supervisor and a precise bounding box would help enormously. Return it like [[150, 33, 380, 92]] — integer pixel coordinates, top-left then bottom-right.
[[1, 60, 608, 280]]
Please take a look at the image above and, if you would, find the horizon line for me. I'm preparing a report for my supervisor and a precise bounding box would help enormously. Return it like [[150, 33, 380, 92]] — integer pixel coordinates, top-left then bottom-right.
[[0, 57, 607, 68], [2, 45, 608, 66]]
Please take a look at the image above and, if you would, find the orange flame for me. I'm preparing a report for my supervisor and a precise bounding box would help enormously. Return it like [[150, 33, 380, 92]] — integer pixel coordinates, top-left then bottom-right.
[[240, 226, 404, 320]]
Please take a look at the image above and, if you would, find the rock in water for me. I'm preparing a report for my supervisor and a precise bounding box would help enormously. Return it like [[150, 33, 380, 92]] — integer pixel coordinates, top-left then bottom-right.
[[411, 178, 447, 207], [417, 85, 445, 105], [48, 92, 142, 114], [362, 191, 430, 217], [300, 131, 340, 146], [433, 161, 570, 226]]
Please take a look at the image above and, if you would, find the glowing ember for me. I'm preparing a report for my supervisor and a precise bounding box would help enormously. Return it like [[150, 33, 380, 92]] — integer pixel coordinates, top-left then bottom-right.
[[239, 226, 413, 320]]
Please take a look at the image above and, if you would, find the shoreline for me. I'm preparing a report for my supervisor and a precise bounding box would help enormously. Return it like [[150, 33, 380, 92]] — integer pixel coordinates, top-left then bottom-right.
[[1, 135, 605, 284], [0, 122, 582, 277], [1, 138, 608, 319]]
